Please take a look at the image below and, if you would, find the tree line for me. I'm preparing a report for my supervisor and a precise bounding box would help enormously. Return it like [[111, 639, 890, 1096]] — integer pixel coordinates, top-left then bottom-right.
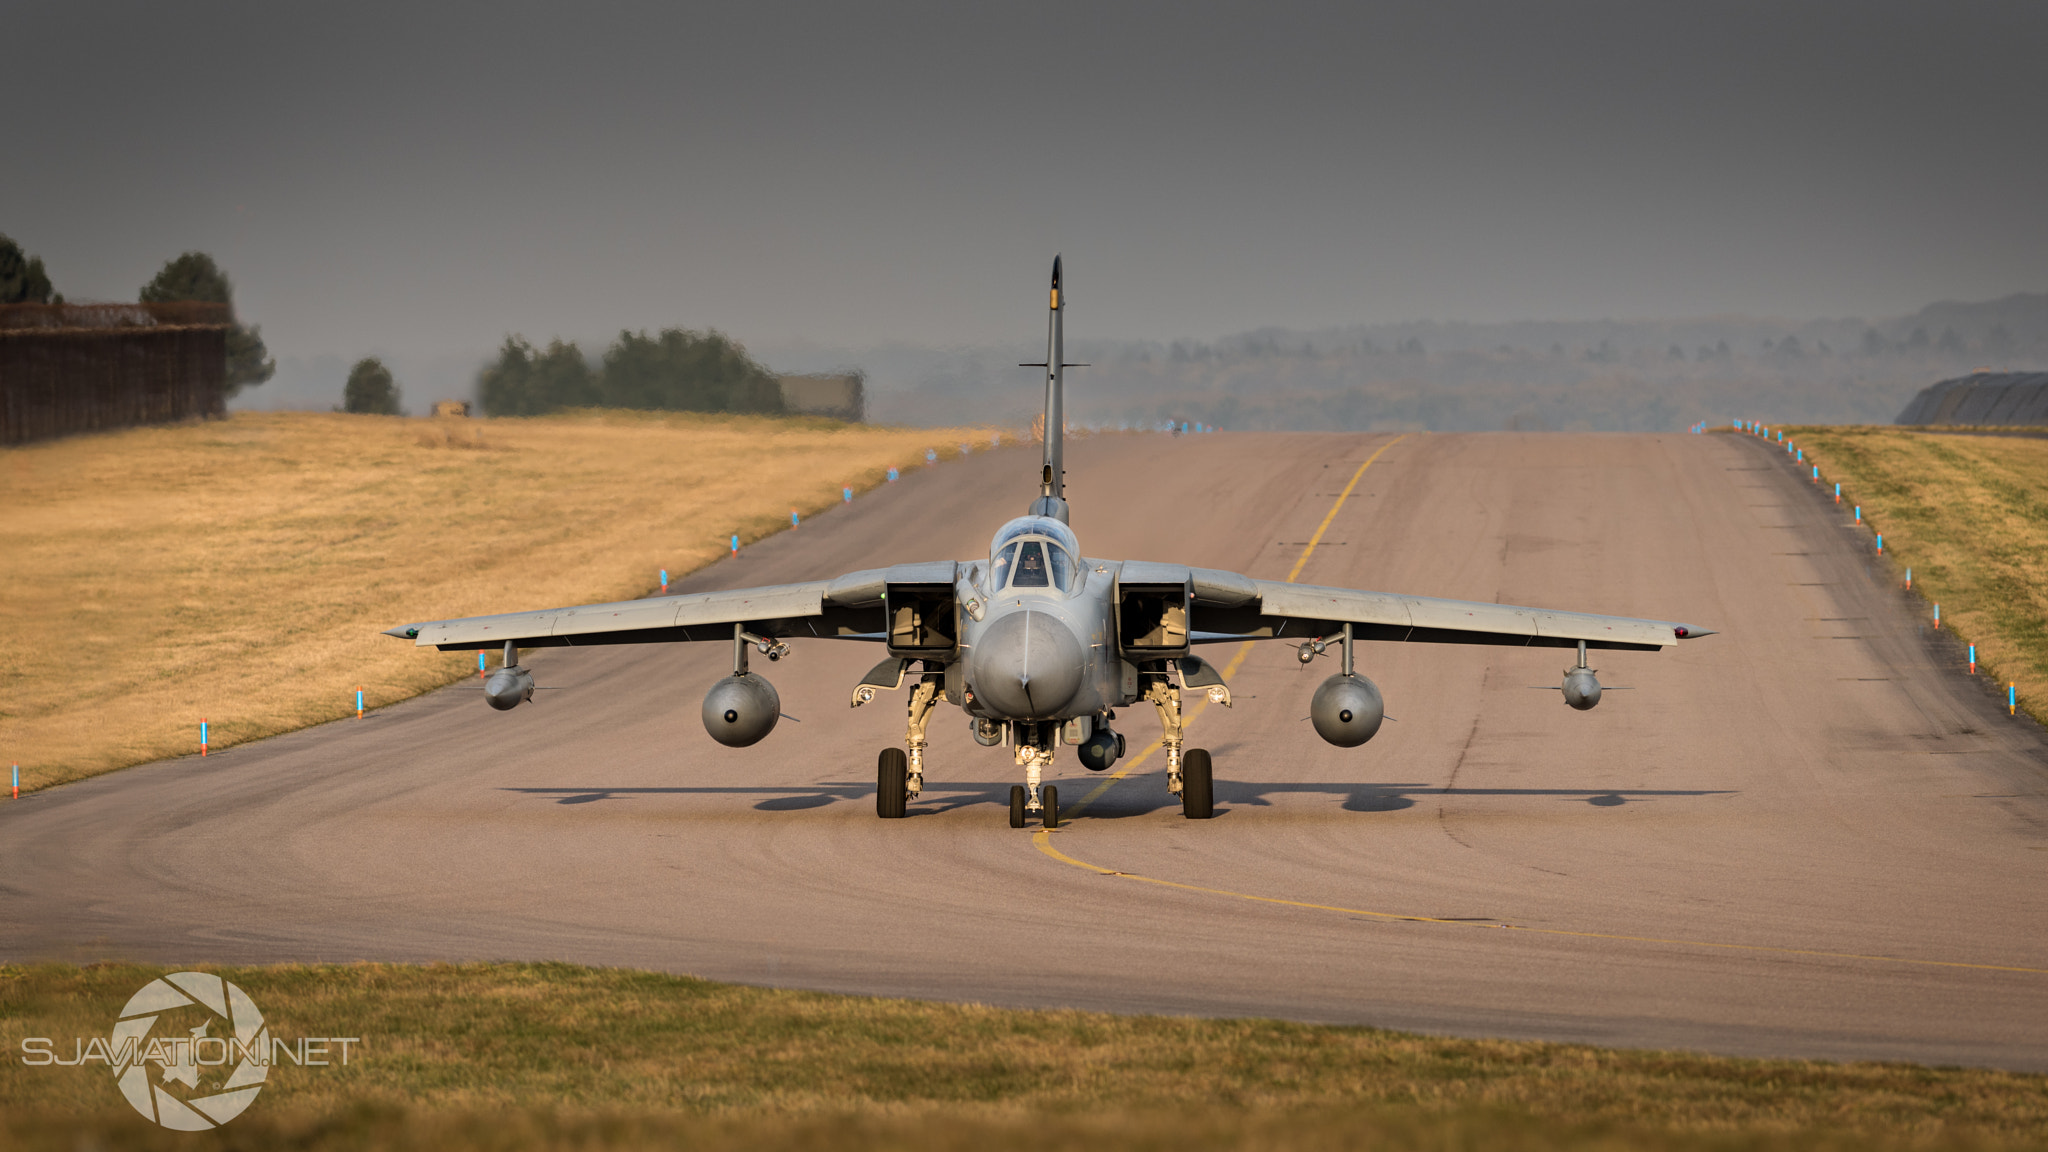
[[479, 329, 784, 417]]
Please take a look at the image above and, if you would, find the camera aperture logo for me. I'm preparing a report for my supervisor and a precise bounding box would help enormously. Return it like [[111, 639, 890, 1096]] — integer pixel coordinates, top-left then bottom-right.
[[19, 971, 360, 1130]]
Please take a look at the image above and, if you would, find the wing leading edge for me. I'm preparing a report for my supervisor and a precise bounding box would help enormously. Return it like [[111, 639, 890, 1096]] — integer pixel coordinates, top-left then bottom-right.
[[1187, 571, 1709, 652], [384, 568, 898, 651]]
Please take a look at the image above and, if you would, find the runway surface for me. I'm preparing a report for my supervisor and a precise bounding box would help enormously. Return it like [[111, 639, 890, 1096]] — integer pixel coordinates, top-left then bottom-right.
[[6, 431, 2047, 1070]]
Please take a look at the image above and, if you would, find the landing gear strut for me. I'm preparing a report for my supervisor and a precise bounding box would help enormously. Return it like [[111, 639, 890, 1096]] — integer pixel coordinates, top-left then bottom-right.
[[1145, 679, 1186, 794], [1147, 674, 1215, 819], [902, 675, 940, 800]]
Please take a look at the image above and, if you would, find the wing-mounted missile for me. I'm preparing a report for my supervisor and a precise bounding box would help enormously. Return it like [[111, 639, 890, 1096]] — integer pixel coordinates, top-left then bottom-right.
[[1529, 641, 1636, 708], [483, 642, 535, 711], [1559, 641, 1608, 710], [1561, 666, 1603, 711]]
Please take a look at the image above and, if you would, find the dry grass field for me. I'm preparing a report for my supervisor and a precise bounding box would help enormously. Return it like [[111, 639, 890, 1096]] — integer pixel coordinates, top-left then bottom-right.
[[5, 962, 2046, 1151], [1, 411, 1000, 791], [1783, 426, 2048, 723]]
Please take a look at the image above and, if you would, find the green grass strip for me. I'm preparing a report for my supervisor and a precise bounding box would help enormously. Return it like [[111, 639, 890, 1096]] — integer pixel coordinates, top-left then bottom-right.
[[4, 962, 2046, 1150], [1786, 426, 2048, 723]]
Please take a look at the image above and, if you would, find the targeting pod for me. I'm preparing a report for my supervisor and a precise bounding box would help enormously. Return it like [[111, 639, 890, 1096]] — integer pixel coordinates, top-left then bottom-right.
[[703, 673, 781, 747], [1310, 673, 1384, 747]]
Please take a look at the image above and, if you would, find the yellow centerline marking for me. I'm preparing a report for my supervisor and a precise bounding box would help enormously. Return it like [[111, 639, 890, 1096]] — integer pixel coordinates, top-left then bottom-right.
[[1031, 835, 2048, 975], [1034, 430, 2045, 979], [1285, 434, 1407, 583]]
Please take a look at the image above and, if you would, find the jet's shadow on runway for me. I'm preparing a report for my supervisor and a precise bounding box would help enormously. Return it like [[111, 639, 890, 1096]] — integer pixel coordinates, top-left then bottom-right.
[[1081, 779, 1736, 818], [503, 784, 1038, 814], [505, 785, 868, 809], [505, 781, 1733, 817]]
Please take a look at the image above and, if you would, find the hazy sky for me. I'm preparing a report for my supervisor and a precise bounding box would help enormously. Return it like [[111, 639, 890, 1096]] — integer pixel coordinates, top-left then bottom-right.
[[11, 1, 2046, 363]]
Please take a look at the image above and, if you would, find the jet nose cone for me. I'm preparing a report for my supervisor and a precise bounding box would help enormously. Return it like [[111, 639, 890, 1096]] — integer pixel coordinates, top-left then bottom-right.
[[967, 609, 1085, 719]]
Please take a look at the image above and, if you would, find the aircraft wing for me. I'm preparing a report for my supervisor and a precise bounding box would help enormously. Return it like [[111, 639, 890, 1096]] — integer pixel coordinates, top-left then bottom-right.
[[1187, 568, 1708, 652], [383, 567, 905, 651]]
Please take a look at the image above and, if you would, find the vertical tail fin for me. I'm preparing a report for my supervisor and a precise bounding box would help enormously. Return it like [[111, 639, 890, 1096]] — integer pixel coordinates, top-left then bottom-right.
[[1026, 255, 1079, 523]]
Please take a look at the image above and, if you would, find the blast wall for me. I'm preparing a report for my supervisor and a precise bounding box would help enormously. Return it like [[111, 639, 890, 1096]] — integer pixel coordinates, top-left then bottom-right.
[[0, 303, 230, 445]]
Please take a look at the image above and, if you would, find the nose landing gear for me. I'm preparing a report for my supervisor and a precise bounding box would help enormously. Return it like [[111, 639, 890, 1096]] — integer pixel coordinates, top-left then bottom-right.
[[1005, 722, 1061, 828]]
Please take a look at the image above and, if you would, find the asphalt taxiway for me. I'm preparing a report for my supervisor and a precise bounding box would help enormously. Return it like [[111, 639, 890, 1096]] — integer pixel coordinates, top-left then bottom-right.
[[5, 431, 2045, 1069]]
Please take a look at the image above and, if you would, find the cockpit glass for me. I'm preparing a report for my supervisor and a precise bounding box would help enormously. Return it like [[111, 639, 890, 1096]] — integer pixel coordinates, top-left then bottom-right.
[[1013, 542, 1050, 587], [988, 516, 1082, 595], [991, 538, 1078, 593]]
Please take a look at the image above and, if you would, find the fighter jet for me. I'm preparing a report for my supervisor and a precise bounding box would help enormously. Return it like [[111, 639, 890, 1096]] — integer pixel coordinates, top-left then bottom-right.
[[384, 258, 1714, 828]]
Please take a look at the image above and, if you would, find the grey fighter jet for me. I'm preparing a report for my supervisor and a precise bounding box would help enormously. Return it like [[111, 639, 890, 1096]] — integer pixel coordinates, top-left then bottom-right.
[[384, 258, 1714, 828]]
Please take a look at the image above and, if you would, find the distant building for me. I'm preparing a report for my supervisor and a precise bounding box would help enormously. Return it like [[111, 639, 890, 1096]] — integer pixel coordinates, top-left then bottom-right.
[[432, 399, 471, 418], [1896, 371, 2048, 426], [777, 373, 865, 422]]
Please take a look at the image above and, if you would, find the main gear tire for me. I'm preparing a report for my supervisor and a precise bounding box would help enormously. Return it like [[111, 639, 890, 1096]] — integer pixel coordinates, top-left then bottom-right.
[[877, 748, 908, 819], [1181, 748, 1214, 819]]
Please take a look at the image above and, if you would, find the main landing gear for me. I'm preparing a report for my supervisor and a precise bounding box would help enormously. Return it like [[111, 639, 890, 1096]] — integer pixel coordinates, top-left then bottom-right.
[[873, 670, 943, 820]]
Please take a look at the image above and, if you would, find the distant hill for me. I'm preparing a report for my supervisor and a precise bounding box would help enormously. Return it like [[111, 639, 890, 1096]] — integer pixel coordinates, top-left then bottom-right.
[[1880, 292, 2048, 359], [792, 292, 2048, 433]]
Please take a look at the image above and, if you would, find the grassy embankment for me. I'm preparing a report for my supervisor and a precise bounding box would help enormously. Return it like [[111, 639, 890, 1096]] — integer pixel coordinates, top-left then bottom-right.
[[4, 962, 2046, 1152], [1775, 425, 2048, 723], [1, 411, 1001, 790]]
